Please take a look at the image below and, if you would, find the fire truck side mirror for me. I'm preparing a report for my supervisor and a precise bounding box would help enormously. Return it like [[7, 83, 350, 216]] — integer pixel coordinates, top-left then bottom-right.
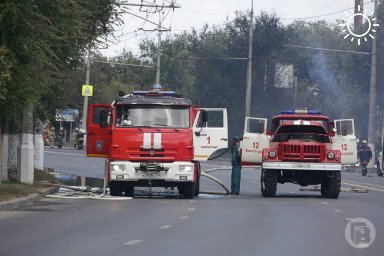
[[99, 109, 109, 128], [200, 110, 208, 125], [195, 110, 208, 136]]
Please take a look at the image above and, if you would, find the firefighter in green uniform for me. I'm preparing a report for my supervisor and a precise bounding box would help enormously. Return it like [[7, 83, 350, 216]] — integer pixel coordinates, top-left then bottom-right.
[[231, 136, 242, 194]]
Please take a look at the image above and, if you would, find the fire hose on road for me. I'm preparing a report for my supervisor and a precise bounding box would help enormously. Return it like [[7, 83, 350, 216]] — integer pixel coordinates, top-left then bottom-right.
[[40, 167, 235, 199]]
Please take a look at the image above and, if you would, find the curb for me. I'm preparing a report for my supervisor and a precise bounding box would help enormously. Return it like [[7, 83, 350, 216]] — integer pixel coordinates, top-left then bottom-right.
[[0, 187, 59, 211]]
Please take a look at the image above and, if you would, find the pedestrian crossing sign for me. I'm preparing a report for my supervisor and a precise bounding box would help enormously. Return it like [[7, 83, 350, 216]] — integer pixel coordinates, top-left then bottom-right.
[[82, 85, 93, 96]]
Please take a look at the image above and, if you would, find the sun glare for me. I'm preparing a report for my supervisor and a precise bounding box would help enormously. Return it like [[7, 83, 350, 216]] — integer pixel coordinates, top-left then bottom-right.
[[339, 5, 379, 45]]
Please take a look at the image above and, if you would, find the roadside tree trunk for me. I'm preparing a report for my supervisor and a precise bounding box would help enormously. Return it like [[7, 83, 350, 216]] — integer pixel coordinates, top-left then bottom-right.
[[0, 120, 9, 182]]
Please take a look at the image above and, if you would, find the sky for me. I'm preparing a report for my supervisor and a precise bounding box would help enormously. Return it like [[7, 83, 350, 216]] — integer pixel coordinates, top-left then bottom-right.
[[99, 0, 376, 57]]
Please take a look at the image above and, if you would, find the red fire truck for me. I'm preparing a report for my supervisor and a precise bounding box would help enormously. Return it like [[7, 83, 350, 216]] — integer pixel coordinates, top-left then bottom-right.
[[241, 110, 357, 198], [86, 84, 228, 198]]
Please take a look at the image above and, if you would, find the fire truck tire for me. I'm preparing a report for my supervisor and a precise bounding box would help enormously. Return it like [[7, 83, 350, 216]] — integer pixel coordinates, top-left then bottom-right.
[[179, 182, 195, 199], [123, 183, 134, 197], [109, 181, 123, 196], [193, 163, 200, 196], [194, 180, 200, 196], [321, 171, 341, 199], [261, 169, 277, 197], [320, 184, 326, 197]]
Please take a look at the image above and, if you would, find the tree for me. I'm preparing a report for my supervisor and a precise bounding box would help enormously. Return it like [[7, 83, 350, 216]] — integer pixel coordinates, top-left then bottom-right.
[[0, 0, 122, 182], [0, 0, 122, 131]]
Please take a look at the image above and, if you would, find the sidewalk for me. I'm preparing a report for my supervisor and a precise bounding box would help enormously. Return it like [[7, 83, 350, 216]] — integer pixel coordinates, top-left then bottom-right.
[[0, 187, 59, 211]]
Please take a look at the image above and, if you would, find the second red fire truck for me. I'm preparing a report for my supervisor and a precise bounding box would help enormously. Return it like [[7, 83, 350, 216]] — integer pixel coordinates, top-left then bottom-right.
[[241, 110, 357, 198]]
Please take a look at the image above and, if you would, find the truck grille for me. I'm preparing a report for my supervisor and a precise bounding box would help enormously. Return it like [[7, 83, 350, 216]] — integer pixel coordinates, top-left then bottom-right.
[[282, 144, 321, 161]]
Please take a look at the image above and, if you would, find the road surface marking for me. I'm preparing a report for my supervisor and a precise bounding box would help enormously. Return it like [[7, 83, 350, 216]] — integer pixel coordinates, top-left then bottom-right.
[[343, 179, 384, 189], [334, 209, 343, 213], [124, 240, 143, 245], [160, 225, 173, 229], [342, 182, 384, 192], [179, 216, 189, 220], [188, 207, 196, 211], [188, 200, 196, 203], [321, 202, 329, 205]]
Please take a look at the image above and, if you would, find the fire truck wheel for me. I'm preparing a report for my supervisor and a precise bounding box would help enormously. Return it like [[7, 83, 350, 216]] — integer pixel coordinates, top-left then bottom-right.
[[123, 183, 134, 197], [109, 181, 123, 196], [321, 171, 341, 199], [194, 175, 200, 196], [320, 184, 326, 197], [260, 169, 277, 197], [179, 183, 195, 199]]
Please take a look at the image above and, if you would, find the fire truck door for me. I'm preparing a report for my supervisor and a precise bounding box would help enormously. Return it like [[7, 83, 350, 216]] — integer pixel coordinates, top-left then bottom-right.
[[333, 119, 358, 165], [193, 108, 228, 161], [86, 104, 112, 158], [240, 117, 269, 165]]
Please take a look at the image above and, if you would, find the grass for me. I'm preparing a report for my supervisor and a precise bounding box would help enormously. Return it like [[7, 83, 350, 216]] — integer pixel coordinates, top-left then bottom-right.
[[0, 170, 57, 202]]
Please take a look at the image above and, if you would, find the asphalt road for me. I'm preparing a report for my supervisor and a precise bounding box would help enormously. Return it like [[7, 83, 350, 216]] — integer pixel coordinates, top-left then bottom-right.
[[0, 147, 383, 256]]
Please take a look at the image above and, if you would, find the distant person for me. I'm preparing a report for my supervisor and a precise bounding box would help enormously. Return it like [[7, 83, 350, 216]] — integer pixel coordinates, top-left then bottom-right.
[[341, 125, 348, 136], [231, 136, 242, 195], [377, 150, 383, 177], [358, 140, 372, 176], [49, 127, 55, 148], [329, 122, 335, 136], [258, 122, 265, 134], [73, 128, 79, 148]]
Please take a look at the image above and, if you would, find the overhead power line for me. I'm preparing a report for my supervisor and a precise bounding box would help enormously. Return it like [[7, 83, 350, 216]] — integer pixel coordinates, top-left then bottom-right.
[[119, 2, 181, 8], [93, 60, 155, 68], [125, 10, 169, 30], [174, 57, 247, 60], [281, 0, 374, 20], [283, 44, 371, 55]]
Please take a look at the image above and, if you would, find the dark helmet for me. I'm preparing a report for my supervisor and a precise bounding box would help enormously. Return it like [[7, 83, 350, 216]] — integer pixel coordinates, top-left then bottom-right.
[[232, 136, 241, 142]]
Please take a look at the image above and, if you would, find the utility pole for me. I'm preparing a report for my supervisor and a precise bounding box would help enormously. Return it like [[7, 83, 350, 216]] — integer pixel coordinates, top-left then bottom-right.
[[368, 0, 378, 166], [156, 12, 162, 84], [245, 0, 254, 118], [293, 76, 298, 108], [81, 47, 91, 131], [120, 1, 179, 85], [354, 0, 364, 31]]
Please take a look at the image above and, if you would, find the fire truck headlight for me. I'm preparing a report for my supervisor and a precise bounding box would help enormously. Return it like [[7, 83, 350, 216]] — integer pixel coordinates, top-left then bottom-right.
[[111, 164, 125, 171], [268, 150, 277, 158], [179, 165, 193, 172], [327, 152, 335, 160]]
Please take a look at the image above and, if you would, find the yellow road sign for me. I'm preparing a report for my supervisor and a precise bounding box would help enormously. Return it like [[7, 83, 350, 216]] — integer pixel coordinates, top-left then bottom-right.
[[82, 85, 93, 96]]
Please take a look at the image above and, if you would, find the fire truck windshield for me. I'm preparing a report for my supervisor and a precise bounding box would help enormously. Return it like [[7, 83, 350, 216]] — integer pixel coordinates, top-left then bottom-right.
[[272, 125, 330, 143], [115, 105, 190, 128]]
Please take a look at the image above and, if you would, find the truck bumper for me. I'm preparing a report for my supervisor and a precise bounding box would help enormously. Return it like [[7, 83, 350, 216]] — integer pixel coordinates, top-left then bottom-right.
[[109, 161, 195, 183], [262, 162, 341, 171]]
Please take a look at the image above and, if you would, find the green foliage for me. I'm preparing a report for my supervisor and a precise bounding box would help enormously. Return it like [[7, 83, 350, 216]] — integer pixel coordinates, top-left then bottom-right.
[[0, 0, 121, 131], [0, 45, 13, 101]]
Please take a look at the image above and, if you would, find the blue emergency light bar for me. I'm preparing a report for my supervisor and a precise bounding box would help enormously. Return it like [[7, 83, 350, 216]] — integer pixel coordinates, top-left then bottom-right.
[[281, 110, 322, 115], [132, 84, 176, 96], [132, 90, 176, 96]]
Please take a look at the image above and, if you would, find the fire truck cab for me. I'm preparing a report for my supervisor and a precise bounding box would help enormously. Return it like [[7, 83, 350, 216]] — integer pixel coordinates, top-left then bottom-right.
[[241, 110, 357, 198], [86, 85, 228, 198]]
